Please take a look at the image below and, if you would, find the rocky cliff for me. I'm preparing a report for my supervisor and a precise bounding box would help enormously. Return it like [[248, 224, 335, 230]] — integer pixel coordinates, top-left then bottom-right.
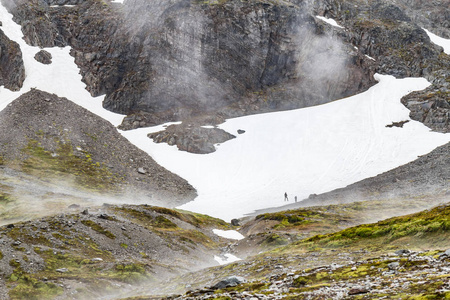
[[0, 28, 24, 91], [2, 0, 448, 140]]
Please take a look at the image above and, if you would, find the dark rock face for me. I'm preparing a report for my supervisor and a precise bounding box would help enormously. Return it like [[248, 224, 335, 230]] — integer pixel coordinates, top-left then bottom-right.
[[34, 49, 52, 64], [0, 29, 25, 91], [149, 123, 235, 154], [3, 0, 375, 124], [394, 0, 450, 39], [402, 86, 450, 133], [2, 0, 449, 133]]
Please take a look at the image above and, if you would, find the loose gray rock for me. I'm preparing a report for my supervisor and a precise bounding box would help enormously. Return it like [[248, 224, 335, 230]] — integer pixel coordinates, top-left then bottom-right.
[[211, 276, 246, 290], [395, 249, 410, 256], [34, 50, 52, 64], [388, 262, 400, 270]]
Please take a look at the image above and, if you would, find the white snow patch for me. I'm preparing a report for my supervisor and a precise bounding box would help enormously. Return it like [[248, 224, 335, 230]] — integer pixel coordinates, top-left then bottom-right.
[[365, 54, 376, 61], [213, 229, 245, 240], [316, 16, 345, 29], [423, 28, 450, 55], [214, 254, 242, 265], [111, 0, 125, 3], [201, 125, 215, 129], [121, 74, 450, 222]]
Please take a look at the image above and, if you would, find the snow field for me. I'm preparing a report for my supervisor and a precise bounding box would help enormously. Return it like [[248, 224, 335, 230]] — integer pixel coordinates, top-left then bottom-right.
[[123, 74, 449, 222], [0, 3, 449, 225]]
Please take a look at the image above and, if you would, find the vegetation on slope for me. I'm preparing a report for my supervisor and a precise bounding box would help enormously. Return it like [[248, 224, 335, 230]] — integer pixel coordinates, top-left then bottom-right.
[[0, 205, 232, 299]]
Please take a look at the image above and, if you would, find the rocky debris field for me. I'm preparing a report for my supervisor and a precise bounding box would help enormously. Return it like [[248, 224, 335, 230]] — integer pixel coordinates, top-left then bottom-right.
[[163, 249, 450, 299], [0, 204, 233, 299], [0, 89, 196, 207]]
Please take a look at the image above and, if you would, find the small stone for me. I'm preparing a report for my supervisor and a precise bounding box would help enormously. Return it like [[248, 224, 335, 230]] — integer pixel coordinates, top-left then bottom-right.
[[56, 268, 68, 273], [348, 286, 370, 295], [81, 209, 89, 215], [211, 276, 246, 290], [388, 262, 400, 270], [237, 129, 245, 134], [68, 204, 80, 209], [231, 219, 240, 226], [98, 214, 110, 219], [395, 249, 410, 256], [137, 167, 146, 174]]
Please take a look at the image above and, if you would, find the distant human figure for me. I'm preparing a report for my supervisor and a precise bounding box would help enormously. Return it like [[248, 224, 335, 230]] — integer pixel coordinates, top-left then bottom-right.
[[284, 192, 288, 201], [295, 196, 297, 203]]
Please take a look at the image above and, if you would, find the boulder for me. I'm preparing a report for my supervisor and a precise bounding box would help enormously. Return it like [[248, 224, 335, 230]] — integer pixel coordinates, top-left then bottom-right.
[[211, 276, 246, 290], [34, 50, 52, 64]]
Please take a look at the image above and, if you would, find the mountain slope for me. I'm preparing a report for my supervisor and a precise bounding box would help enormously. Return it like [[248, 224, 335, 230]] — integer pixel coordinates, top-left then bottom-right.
[[0, 204, 232, 300], [0, 89, 196, 223], [149, 203, 450, 299]]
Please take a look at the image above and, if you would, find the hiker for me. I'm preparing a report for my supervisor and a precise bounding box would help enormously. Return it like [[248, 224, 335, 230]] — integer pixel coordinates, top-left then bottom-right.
[[284, 192, 288, 201], [295, 196, 297, 203]]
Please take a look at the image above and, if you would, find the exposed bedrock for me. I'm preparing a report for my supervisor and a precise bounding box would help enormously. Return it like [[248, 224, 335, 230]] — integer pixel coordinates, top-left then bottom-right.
[[1, 0, 448, 131], [0, 28, 25, 91]]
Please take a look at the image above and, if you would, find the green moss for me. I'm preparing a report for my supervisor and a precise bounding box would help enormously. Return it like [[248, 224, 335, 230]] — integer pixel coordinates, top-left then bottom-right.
[[108, 263, 149, 284], [291, 204, 450, 250], [0, 193, 13, 204], [9, 259, 21, 268], [21, 138, 123, 192], [261, 233, 289, 247], [81, 220, 115, 239], [9, 276, 63, 300], [154, 215, 178, 228]]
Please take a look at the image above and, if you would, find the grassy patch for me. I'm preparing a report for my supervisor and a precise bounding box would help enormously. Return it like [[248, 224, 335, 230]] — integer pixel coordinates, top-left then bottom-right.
[[81, 220, 116, 239], [21, 138, 123, 192], [9, 274, 63, 300], [289, 204, 450, 251]]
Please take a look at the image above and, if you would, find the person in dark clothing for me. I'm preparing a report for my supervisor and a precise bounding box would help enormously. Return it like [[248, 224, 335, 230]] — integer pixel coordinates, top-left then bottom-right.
[[284, 192, 288, 201]]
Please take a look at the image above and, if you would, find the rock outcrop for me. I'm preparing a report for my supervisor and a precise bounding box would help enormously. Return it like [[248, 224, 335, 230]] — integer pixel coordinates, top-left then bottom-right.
[[3, 0, 448, 134], [149, 123, 236, 154], [34, 49, 52, 64], [0, 28, 25, 91]]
